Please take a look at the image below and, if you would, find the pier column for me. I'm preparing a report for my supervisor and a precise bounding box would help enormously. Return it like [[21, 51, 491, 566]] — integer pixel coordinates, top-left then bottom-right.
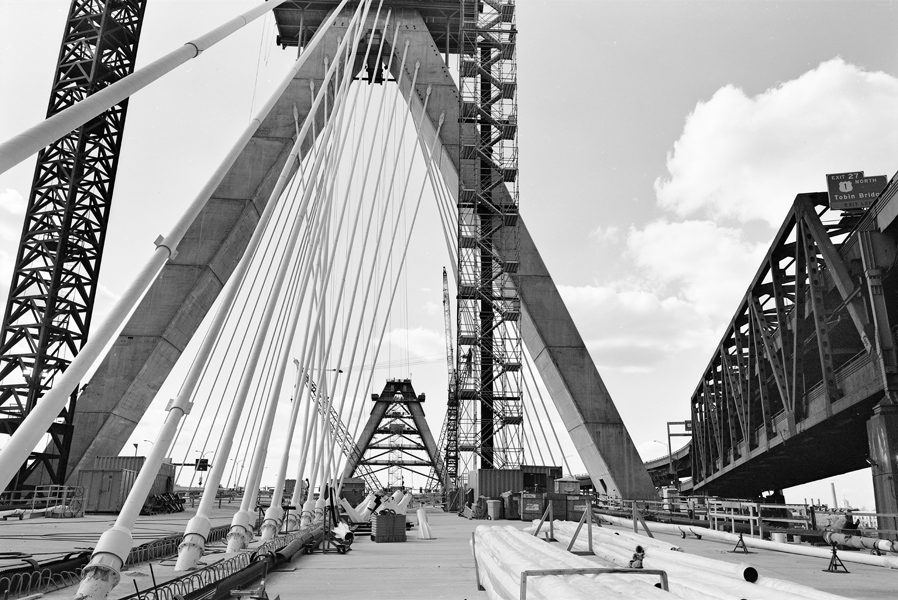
[[867, 402, 898, 537]]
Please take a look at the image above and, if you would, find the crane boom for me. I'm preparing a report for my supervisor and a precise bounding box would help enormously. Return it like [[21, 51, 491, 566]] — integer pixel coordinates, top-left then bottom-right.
[[443, 267, 455, 392]]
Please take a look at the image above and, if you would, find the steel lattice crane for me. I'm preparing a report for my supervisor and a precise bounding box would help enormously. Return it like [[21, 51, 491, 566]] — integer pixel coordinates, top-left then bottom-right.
[[0, 0, 147, 491], [430, 267, 459, 490]]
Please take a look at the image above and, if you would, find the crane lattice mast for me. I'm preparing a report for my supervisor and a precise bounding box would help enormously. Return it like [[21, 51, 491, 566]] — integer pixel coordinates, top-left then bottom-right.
[[0, 0, 147, 490]]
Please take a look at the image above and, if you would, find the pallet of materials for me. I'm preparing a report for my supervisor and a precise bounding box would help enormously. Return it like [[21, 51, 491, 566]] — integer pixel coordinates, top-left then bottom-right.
[[371, 513, 406, 543]]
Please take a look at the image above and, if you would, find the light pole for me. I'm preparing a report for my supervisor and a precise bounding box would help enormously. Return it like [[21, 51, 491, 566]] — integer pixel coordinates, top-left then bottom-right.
[[226, 459, 244, 490]]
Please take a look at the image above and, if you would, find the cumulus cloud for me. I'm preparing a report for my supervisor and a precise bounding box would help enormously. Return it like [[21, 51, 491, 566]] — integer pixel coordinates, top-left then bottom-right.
[[590, 224, 621, 245], [655, 58, 898, 225], [385, 326, 444, 359], [626, 220, 767, 320], [0, 189, 25, 215], [558, 284, 718, 371]]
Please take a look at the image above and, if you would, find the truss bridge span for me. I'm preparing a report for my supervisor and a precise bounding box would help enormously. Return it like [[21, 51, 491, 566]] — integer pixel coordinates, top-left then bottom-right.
[[680, 182, 898, 535]]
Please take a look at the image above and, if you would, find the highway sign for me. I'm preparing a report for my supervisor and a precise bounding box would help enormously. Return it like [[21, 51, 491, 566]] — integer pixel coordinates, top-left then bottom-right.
[[827, 171, 888, 210]]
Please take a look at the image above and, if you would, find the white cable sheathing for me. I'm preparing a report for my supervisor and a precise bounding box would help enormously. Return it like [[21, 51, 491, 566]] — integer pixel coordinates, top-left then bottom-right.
[[474, 526, 669, 600], [600, 515, 898, 570]]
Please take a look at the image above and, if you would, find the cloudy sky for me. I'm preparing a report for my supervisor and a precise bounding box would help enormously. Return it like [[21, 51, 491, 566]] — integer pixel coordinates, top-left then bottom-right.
[[2, 0, 898, 508]]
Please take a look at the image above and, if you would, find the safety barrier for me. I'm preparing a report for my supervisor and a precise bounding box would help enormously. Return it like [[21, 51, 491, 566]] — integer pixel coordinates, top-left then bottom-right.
[[0, 485, 84, 519]]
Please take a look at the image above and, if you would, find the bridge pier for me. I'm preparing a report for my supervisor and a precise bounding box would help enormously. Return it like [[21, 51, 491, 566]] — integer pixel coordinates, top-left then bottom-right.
[[867, 402, 898, 537]]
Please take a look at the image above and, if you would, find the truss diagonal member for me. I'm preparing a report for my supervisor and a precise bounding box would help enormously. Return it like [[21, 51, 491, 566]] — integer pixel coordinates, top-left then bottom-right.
[[796, 197, 873, 352], [750, 295, 794, 419]]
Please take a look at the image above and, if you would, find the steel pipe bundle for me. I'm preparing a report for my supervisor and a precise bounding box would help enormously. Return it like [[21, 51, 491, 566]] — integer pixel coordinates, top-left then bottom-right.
[[548, 520, 856, 600], [600, 514, 898, 570], [474, 526, 669, 600]]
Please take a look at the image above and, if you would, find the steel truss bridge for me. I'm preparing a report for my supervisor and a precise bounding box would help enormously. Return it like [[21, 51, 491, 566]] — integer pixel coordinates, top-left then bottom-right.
[[645, 187, 898, 534]]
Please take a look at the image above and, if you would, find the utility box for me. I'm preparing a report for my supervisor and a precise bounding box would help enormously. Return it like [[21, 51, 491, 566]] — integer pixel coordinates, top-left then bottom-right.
[[554, 476, 580, 495], [78, 469, 137, 513]]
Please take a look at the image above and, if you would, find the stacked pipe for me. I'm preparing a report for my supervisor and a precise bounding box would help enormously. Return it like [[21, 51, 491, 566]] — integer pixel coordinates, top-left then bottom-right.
[[547, 520, 856, 600], [600, 514, 898, 570], [474, 525, 670, 599]]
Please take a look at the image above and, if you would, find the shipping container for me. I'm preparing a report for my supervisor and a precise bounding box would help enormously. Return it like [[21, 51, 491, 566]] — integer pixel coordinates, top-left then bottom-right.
[[471, 469, 523, 499], [92, 456, 175, 497], [78, 469, 138, 513], [340, 478, 366, 508], [521, 465, 562, 493], [520, 492, 545, 521]]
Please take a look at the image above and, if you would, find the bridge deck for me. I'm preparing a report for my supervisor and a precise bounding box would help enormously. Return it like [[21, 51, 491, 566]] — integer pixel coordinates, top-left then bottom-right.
[[4, 507, 896, 599]]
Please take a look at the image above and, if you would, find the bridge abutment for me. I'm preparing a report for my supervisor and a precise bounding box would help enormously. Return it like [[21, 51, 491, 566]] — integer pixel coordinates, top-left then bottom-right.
[[867, 402, 898, 537]]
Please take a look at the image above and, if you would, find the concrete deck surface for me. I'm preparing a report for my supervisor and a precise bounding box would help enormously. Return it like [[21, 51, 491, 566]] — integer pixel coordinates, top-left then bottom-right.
[[3, 507, 897, 599]]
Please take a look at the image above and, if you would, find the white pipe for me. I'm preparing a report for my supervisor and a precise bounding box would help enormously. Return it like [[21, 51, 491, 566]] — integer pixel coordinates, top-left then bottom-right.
[[756, 575, 859, 600], [208, 1, 365, 554], [600, 514, 898, 569], [0, 0, 299, 176], [823, 530, 897, 554], [258, 2, 374, 542], [303, 35, 412, 494]]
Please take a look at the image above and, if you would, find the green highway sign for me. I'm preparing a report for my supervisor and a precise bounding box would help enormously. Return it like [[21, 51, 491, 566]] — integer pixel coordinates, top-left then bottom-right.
[[827, 171, 888, 210]]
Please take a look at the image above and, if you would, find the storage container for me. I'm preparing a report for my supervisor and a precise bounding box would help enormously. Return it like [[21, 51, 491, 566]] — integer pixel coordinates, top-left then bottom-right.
[[567, 495, 591, 522], [78, 468, 137, 513], [340, 478, 366, 508], [471, 469, 523, 500], [520, 492, 545, 521], [502, 491, 520, 520], [545, 492, 567, 521]]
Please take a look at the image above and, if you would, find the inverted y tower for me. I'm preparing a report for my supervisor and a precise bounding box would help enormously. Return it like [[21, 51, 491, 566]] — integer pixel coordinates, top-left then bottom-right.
[[51, 1, 655, 500]]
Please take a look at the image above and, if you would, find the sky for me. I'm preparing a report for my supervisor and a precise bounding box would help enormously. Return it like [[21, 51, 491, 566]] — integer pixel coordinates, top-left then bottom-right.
[[2, 0, 898, 510]]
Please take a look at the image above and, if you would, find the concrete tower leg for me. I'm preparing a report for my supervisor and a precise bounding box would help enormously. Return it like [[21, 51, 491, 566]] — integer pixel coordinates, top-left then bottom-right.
[[867, 403, 898, 537]]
